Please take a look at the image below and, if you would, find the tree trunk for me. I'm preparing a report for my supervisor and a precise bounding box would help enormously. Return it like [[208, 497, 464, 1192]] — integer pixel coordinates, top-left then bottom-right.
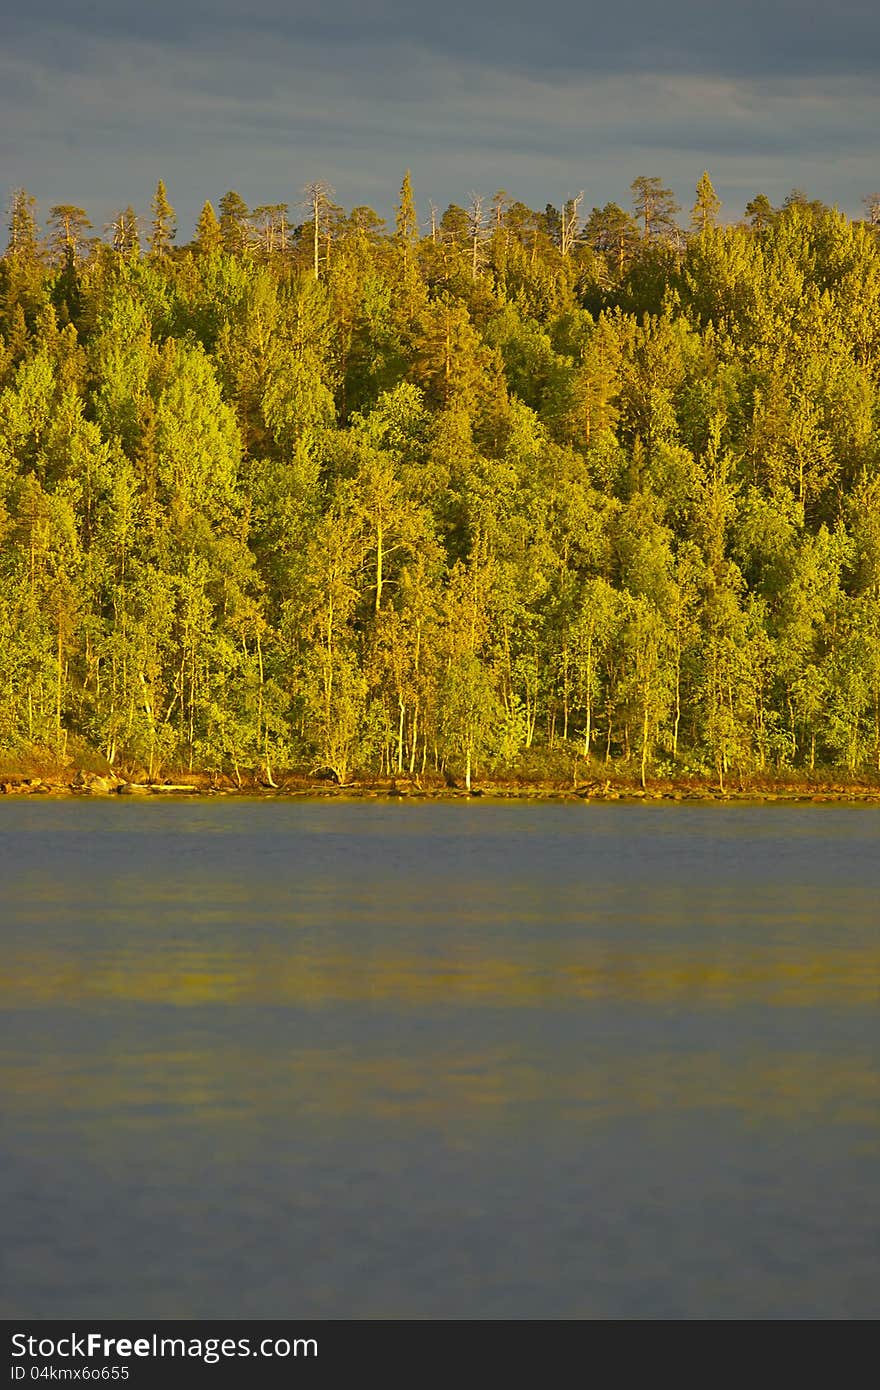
[[409, 705, 418, 775], [673, 650, 681, 759], [56, 625, 63, 743]]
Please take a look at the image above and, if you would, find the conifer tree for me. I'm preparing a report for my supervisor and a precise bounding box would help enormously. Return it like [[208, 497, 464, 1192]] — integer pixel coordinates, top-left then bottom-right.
[[560, 192, 584, 256], [467, 194, 486, 281], [251, 204, 289, 255], [690, 171, 721, 234], [303, 181, 335, 279], [631, 176, 680, 241], [195, 200, 221, 255], [439, 203, 468, 244], [584, 203, 639, 274], [395, 170, 418, 267], [491, 190, 509, 230], [108, 207, 140, 257], [6, 188, 39, 259], [218, 191, 250, 254], [47, 205, 92, 264], [862, 193, 880, 227], [744, 193, 775, 230], [149, 179, 176, 256]]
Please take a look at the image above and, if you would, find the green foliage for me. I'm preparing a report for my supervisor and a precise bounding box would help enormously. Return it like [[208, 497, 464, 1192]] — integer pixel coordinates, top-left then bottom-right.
[[194, 201, 222, 256], [149, 180, 176, 257], [691, 172, 721, 234], [2, 176, 880, 782]]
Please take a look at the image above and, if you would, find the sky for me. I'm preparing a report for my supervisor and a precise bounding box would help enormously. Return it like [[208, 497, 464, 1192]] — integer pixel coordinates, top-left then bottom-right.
[[2, 0, 878, 237]]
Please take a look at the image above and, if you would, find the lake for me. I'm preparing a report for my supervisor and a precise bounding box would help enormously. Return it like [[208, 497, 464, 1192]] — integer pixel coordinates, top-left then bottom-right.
[[1, 799, 878, 1318]]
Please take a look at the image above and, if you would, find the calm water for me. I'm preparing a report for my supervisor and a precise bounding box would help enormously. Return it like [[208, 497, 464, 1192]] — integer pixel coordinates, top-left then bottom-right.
[[1, 799, 879, 1319]]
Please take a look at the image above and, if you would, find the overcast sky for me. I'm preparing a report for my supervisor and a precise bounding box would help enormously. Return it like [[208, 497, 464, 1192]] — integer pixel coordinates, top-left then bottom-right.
[[2, 1, 878, 237]]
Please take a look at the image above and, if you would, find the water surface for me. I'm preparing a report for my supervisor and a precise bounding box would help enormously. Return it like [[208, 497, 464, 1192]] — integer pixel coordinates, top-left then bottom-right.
[[1, 800, 878, 1318]]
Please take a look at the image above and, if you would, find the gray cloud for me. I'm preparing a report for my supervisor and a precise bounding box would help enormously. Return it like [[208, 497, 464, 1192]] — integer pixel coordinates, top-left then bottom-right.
[[8, 1, 880, 78], [2, 2, 879, 235]]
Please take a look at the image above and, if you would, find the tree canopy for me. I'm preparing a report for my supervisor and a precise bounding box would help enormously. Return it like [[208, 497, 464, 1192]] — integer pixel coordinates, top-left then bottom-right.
[[2, 172, 880, 786]]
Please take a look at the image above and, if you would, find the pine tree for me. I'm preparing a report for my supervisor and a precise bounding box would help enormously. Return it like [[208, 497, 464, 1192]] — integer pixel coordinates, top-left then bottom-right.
[[560, 192, 585, 257], [584, 202, 639, 274], [109, 207, 140, 257], [744, 193, 775, 231], [195, 200, 221, 255], [439, 204, 468, 244], [6, 188, 40, 259], [303, 181, 334, 278], [251, 203, 289, 255], [467, 194, 486, 281], [862, 193, 880, 227], [395, 170, 418, 267], [47, 205, 92, 264], [631, 176, 680, 241], [149, 179, 176, 256], [491, 190, 509, 230], [218, 191, 250, 255], [690, 171, 721, 234]]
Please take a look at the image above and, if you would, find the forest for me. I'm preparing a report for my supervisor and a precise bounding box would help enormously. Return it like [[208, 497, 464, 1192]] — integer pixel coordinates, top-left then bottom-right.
[[2, 172, 880, 790]]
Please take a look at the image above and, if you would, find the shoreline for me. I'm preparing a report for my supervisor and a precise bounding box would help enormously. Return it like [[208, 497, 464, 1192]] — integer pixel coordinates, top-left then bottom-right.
[[3, 770, 880, 804]]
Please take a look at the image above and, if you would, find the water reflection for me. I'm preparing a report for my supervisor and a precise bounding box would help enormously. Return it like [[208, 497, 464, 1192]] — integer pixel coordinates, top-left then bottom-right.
[[4, 937, 880, 1008], [1, 802, 879, 1317], [4, 1042, 880, 1132]]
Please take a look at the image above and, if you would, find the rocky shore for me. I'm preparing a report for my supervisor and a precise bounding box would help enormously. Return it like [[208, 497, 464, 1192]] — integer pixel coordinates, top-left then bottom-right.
[[2, 768, 880, 803]]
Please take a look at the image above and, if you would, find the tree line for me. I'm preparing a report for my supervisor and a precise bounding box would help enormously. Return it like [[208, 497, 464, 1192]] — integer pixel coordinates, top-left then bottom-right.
[[2, 170, 880, 787]]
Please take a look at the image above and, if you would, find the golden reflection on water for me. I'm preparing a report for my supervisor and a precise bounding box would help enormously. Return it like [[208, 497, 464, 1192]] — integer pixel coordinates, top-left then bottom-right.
[[4, 805, 880, 1318], [4, 931, 880, 1140], [3, 940, 880, 1008], [3, 1044, 879, 1135]]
